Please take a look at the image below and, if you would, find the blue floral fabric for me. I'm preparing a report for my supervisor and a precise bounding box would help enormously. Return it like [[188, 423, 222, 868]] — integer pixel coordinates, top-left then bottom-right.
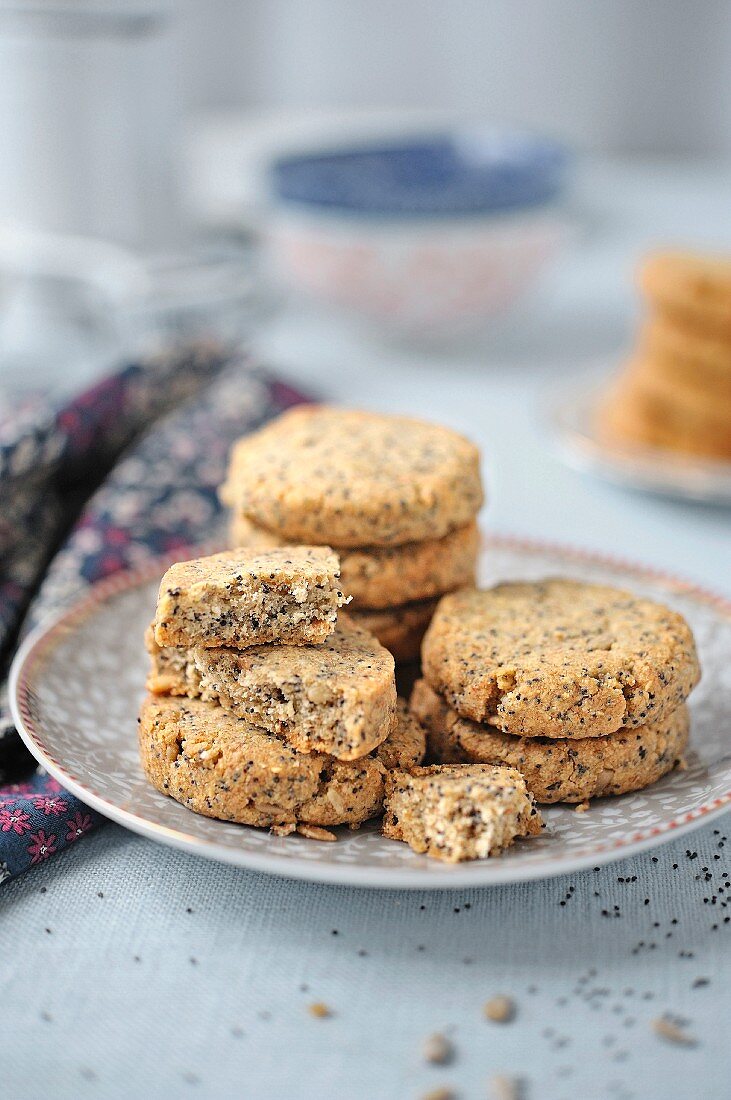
[[0, 354, 310, 882]]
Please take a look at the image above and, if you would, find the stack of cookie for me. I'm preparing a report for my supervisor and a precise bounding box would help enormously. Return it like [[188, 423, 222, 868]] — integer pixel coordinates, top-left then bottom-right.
[[221, 405, 484, 663], [139, 546, 426, 836], [414, 579, 700, 804], [599, 251, 731, 460]]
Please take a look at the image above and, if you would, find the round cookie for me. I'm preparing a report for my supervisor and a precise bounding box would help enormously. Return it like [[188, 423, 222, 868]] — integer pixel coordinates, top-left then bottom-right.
[[373, 698, 427, 772], [139, 695, 425, 828], [229, 512, 479, 610], [624, 358, 731, 430], [220, 405, 483, 547], [640, 251, 731, 337], [350, 598, 439, 664], [410, 679, 689, 803], [641, 317, 731, 396], [597, 377, 731, 460], [422, 580, 700, 738]]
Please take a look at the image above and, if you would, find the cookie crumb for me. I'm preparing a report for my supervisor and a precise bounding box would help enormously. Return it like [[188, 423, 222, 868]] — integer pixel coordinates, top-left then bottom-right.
[[574, 800, 591, 813], [271, 823, 296, 837], [308, 1002, 332, 1018], [489, 1075, 522, 1100], [651, 1016, 697, 1046], [420, 1088, 455, 1100], [297, 824, 337, 842], [484, 995, 516, 1023], [422, 1033, 454, 1065]]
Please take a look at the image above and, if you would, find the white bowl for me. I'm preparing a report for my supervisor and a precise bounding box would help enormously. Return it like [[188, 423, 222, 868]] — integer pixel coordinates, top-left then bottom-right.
[[265, 205, 569, 341]]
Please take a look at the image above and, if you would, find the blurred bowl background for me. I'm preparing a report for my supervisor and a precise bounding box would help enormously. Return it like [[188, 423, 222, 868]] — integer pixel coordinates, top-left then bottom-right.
[[262, 129, 571, 343]]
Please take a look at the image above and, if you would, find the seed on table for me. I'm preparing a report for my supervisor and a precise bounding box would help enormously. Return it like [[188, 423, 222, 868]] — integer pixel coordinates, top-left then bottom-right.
[[421, 1088, 455, 1100], [484, 996, 516, 1023], [651, 1017, 697, 1046], [422, 1033, 454, 1064], [308, 1002, 332, 1018], [489, 1075, 522, 1100]]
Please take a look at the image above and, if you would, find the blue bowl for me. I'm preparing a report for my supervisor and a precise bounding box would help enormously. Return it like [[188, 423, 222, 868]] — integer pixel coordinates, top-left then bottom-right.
[[271, 129, 570, 218]]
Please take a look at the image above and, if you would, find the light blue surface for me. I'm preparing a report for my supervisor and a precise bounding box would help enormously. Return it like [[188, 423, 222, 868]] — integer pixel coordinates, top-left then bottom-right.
[[2, 823, 729, 1099], [2, 159, 731, 1099]]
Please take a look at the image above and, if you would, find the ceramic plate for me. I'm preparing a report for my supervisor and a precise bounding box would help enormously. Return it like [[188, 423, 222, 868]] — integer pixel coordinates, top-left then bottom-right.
[[551, 384, 731, 506], [10, 537, 731, 888]]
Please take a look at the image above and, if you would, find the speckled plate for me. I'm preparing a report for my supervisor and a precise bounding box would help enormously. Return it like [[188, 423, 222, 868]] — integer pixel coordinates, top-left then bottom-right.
[[10, 536, 731, 888], [551, 384, 731, 506]]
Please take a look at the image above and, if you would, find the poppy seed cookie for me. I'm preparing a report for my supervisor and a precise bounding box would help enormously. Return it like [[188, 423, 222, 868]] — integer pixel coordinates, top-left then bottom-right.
[[229, 512, 479, 610], [349, 597, 439, 664], [154, 547, 348, 650], [640, 317, 731, 397], [375, 699, 427, 772], [145, 624, 202, 697], [139, 695, 425, 830], [640, 251, 731, 337], [411, 678, 690, 803], [220, 405, 483, 547], [146, 616, 397, 761], [625, 356, 731, 424], [383, 763, 543, 862], [598, 377, 731, 460], [422, 580, 699, 738]]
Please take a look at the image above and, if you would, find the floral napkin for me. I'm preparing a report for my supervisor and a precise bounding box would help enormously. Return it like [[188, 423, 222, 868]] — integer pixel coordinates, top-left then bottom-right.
[[0, 351, 309, 882]]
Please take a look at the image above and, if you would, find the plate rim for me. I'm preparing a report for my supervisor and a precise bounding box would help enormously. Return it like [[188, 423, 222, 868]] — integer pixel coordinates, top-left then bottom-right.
[[9, 533, 731, 889], [550, 383, 731, 505]]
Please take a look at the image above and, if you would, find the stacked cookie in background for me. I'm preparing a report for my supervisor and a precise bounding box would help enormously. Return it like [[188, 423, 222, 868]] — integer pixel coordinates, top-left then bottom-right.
[[139, 546, 426, 837], [414, 579, 700, 805], [221, 406, 484, 662], [599, 251, 731, 460]]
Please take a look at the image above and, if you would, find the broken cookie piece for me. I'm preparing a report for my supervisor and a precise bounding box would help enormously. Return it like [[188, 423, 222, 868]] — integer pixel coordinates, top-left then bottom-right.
[[147, 617, 398, 761], [383, 764, 543, 862], [154, 547, 349, 650]]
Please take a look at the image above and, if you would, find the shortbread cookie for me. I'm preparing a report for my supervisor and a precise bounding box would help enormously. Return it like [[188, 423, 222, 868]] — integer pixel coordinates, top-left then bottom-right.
[[641, 318, 731, 396], [154, 547, 348, 650], [349, 598, 439, 664], [145, 624, 202, 696], [411, 678, 689, 803], [230, 512, 480, 609], [597, 378, 729, 459], [623, 359, 731, 431], [220, 405, 483, 547], [383, 763, 542, 862], [139, 694, 424, 830], [375, 698, 427, 771], [422, 580, 699, 738], [598, 375, 731, 460], [640, 251, 731, 337], [147, 617, 397, 760]]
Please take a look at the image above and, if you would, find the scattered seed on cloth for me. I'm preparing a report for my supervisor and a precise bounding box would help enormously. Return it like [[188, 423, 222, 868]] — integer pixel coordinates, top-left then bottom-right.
[[652, 1017, 697, 1046], [484, 996, 516, 1023], [489, 1076, 522, 1100], [422, 1033, 454, 1065]]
